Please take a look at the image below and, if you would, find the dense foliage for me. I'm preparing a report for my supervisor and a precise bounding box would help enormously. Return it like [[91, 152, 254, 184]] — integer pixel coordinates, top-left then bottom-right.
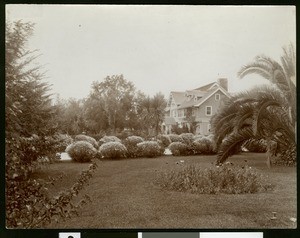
[[168, 142, 191, 156], [66, 141, 97, 162], [5, 21, 98, 228], [98, 142, 127, 159], [155, 163, 274, 194], [123, 136, 144, 158], [98, 135, 121, 146], [157, 134, 172, 148], [75, 134, 98, 149], [168, 134, 184, 143], [6, 161, 97, 228], [136, 141, 164, 158]]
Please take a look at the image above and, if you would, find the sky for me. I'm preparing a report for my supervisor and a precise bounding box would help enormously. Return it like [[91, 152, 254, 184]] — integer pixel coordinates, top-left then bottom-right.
[[6, 5, 296, 100]]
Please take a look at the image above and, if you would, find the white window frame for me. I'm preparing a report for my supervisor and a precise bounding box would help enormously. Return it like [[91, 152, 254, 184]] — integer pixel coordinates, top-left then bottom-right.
[[205, 106, 212, 116], [215, 93, 220, 101], [207, 124, 211, 132]]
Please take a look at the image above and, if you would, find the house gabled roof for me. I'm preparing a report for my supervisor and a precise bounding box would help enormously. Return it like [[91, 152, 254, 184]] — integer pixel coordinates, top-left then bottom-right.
[[193, 82, 216, 91], [194, 87, 230, 107], [178, 87, 230, 109], [170, 91, 186, 105]]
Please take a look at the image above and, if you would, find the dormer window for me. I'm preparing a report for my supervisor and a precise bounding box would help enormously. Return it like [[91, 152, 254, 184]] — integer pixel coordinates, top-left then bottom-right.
[[215, 94, 220, 101]]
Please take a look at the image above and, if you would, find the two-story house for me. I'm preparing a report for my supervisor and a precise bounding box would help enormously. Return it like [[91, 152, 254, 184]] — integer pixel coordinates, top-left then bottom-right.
[[163, 78, 230, 135]]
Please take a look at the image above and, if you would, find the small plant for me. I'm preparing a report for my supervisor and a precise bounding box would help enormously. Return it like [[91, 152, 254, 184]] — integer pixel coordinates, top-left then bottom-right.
[[99, 142, 127, 159], [66, 141, 97, 163], [98, 136, 121, 146], [155, 163, 274, 194], [74, 134, 98, 149], [123, 136, 144, 158], [157, 134, 172, 148], [168, 141, 192, 156], [137, 141, 164, 158], [168, 134, 183, 143], [180, 133, 194, 145]]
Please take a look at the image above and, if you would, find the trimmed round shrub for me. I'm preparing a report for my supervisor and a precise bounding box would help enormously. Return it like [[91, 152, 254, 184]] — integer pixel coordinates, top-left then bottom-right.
[[75, 134, 98, 149], [168, 134, 183, 143], [192, 137, 215, 154], [168, 142, 192, 156], [180, 133, 194, 145], [66, 141, 97, 162], [98, 136, 121, 146], [54, 133, 74, 152], [99, 142, 127, 159], [137, 141, 164, 158], [123, 136, 144, 158], [157, 134, 172, 148]]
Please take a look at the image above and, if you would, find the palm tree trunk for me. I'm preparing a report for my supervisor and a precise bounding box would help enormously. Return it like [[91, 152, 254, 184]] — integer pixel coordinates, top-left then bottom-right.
[[266, 137, 272, 169]]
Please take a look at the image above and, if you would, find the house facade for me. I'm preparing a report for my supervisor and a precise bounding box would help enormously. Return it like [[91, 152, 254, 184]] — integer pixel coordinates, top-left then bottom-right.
[[163, 78, 230, 135]]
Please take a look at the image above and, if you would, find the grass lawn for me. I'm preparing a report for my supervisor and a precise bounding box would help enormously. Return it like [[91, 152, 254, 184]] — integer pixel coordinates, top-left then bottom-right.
[[35, 153, 296, 229]]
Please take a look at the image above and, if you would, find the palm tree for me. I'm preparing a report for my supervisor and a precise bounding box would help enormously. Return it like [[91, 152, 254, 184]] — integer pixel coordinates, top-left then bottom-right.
[[211, 44, 296, 165], [238, 43, 296, 126]]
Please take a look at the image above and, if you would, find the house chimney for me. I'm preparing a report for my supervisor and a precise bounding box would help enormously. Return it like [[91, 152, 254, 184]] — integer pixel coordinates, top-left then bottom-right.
[[217, 78, 228, 91]]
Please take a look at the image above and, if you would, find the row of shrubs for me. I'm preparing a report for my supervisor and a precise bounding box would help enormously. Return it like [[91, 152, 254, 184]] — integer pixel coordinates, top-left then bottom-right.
[[64, 133, 217, 162]]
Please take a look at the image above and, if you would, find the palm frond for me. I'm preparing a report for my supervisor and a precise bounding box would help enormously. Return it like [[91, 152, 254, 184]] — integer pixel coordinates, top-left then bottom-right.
[[216, 127, 256, 164]]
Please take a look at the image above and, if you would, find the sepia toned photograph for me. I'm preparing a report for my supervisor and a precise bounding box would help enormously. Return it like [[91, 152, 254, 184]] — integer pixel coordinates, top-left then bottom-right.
[[5, 5, 296, 229]]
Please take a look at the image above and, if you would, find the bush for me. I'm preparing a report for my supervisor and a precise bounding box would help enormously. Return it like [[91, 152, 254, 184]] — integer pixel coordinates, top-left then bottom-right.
[[193, 137, 215, 154], [99, 142, 127, 159], [66, 141, 97, 162], [168, 142, 192, 156], [168, 134, 183, 143], [273, 144, 296, 166], [123, 136, 144, 158], [74, 134, 98, 149], [193, 134, 204, 141], [157, 134, 172, 148], [53, 133, 74, 152], [180, 133, 194, 145], [137, 141, 164, 158], [98, 136, 121, 146], [155, 163, 274, 194]]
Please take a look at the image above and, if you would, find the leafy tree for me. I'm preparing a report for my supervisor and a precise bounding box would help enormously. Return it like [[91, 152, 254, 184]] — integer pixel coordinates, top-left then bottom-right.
[[211, 44, 296, 165], [82, 96, 108, 134], [90, 75, 136, 133], [6, 20, 56, 139], [54, 97, 87, 135], [139, 92, 167, 136]]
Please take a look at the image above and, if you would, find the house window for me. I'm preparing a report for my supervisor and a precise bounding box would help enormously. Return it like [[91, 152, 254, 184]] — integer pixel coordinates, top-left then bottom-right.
[[215, 94, 220, 101], [172, 110, 176, 117], [206, 106, 212, 116], [207, 124, 211, 132]]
